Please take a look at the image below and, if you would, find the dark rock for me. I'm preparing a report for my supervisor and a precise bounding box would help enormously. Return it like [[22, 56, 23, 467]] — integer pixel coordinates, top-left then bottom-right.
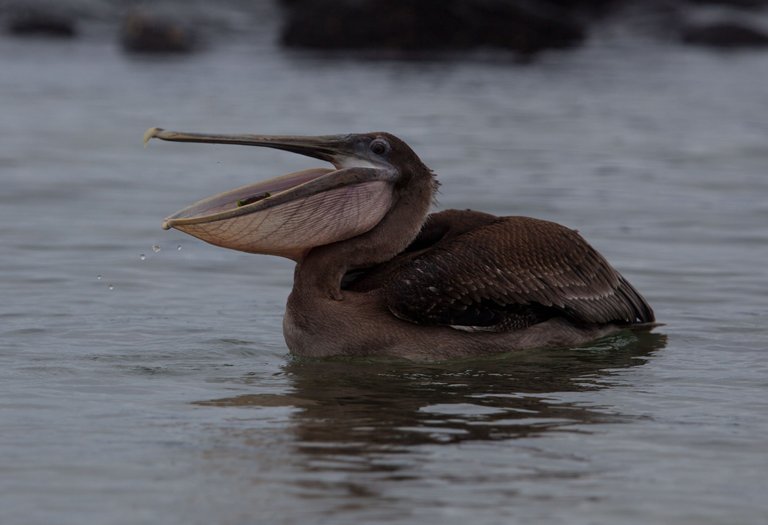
[[280, 0, 591, 55], [545, 0, 621, 14], [681, 21, 768, 47], [6, 8, 77, 37], [121, 11, 196, 54], [686, 0, 768, 9]]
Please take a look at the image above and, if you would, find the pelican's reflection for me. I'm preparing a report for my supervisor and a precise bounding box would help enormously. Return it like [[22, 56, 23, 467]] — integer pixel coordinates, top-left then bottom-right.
[[197, 332, 665, 508], [202, 332, 666, 450]]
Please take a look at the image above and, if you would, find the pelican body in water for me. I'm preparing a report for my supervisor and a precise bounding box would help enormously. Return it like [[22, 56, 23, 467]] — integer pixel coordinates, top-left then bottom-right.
[[146, 128, 655, 360]]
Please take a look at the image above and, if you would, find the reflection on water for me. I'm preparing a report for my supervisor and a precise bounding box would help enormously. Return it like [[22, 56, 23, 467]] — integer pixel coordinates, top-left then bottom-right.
[[192, 333, 667, 517], [200, 332, 666, 451]]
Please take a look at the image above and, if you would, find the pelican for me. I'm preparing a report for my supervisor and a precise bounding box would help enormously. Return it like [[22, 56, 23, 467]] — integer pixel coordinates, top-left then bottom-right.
[[145, 128, 655, 360]]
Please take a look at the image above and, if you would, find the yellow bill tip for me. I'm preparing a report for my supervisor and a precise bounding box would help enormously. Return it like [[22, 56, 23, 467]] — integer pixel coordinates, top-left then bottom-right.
[[143, 127, 164, 147]]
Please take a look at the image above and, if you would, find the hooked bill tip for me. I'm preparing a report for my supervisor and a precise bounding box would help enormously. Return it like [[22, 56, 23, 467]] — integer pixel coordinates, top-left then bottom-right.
[[143, 127, 164, 147]]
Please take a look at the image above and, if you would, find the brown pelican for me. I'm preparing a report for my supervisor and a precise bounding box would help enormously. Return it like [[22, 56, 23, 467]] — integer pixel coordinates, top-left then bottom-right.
[[145, 128, 655, 360]]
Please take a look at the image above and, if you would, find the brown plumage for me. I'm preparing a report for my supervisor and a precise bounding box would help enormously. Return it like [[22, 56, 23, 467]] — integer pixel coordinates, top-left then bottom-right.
[[345, 210, 654, 332], [148, 128, 656, 360]]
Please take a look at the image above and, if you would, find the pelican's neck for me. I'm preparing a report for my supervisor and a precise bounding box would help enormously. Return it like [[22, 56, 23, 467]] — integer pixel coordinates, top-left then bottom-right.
[[294, 172, 436, 299]]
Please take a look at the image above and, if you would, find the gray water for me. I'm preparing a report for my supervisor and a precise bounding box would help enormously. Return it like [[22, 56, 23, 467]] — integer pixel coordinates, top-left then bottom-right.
[[1, 14, 767, 525]]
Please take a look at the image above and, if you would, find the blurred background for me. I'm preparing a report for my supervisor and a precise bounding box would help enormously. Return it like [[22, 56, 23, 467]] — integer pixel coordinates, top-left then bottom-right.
[[1, 1, 767, 524]]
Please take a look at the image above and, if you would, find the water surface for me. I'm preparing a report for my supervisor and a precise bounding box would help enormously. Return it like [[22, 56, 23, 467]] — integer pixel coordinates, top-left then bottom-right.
[[1, 16, 767, 525]]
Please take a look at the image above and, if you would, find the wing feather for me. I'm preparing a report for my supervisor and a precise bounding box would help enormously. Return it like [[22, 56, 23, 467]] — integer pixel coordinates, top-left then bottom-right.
[[384, 212, 654, 331]]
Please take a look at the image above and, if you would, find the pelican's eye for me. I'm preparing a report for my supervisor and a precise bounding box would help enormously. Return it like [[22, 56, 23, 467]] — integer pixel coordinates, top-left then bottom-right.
[[370, 139, 390, 156]]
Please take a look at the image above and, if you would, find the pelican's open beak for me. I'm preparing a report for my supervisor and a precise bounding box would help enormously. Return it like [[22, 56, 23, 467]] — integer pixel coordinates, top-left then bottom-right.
[[145, 128, 397, 260]]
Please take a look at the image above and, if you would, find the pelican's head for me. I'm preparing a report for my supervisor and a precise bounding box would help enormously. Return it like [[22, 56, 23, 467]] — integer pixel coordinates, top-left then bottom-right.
[[145, 128, 428, 260]]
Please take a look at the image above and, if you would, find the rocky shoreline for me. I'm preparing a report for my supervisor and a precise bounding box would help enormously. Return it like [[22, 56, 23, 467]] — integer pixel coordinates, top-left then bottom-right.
[[2, 0, 768, 56]]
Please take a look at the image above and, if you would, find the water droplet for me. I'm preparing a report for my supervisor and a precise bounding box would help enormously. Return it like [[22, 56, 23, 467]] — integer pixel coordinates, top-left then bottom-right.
[[152, 245, 161, 253], [176, 244, 182, 251], [139, 253, 146, 261], [108, 284, 114, 290], [96, 275, 102, 281]]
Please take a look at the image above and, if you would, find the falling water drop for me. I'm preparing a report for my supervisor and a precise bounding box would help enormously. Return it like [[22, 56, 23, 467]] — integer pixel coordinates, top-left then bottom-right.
[[108, 284, 115, 291], [96, 275, 102, 281], [152, 245, 161, 253], [176, 245, 182, 251], [139, 254, 146, 261]]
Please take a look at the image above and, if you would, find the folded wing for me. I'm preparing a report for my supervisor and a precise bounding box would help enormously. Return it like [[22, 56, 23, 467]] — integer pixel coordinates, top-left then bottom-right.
[[384, 211, 654, 332]]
